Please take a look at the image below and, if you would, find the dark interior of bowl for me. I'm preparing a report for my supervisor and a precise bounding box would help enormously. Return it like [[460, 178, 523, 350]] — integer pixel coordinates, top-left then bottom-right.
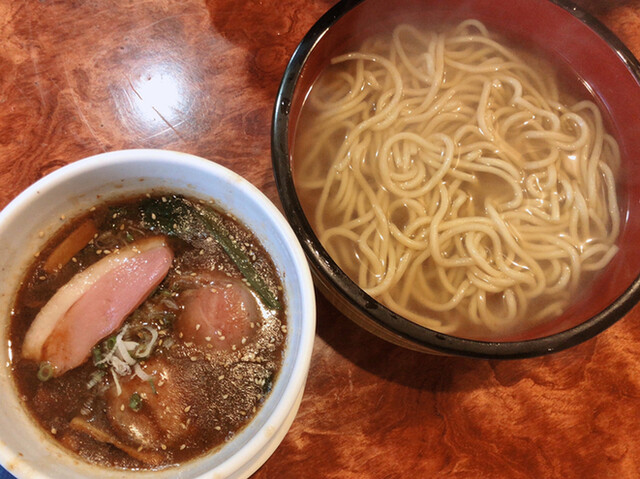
[[272, 0, 640, 358]]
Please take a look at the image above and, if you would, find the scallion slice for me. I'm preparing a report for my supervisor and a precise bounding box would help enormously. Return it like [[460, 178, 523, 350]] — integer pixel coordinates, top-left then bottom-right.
[[129, 392, 142, 412], [37, 362, 54, 382]]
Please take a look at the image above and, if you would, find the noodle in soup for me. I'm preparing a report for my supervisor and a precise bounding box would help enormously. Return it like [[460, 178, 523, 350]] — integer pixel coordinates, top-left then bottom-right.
[[293, 20, 621, 339]]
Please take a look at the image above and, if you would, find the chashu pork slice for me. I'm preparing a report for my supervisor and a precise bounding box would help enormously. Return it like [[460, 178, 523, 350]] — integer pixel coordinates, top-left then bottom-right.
[[177, 278, 259, 351], [22, 236, 174, 376]]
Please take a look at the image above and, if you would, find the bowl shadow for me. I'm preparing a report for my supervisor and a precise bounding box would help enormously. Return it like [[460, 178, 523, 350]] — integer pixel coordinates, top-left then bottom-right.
[[313, 290, 598, 394]]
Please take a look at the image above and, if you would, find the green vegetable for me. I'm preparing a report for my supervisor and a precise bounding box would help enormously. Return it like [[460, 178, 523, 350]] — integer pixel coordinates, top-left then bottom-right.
[[141, 195, 281, 310], [148, 378, 157, 395], [37, 362, 54, 382], [91, 345, 105, 368], [104, 335, 117, 352], [129, 392, 142, 411], [262, 374, 273, 395]]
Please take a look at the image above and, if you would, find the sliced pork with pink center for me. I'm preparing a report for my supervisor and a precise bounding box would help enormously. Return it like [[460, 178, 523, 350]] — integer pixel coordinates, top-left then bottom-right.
[[22, 236, 173, 376], [177, 278, 258, 350]]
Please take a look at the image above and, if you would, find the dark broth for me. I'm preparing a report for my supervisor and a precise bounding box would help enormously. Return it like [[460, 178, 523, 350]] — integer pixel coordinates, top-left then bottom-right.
[[10, 193, 286, 469]]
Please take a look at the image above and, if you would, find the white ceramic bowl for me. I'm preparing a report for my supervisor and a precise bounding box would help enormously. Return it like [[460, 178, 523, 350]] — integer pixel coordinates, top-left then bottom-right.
[[0, 149, 316, 479]]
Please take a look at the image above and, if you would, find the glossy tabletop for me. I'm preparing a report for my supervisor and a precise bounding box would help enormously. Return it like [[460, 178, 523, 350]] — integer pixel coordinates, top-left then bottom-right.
[[2, 0, 640, 477]]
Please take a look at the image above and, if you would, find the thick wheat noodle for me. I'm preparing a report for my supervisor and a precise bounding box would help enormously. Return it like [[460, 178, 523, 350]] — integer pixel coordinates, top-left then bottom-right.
[[294, 20, 621, 337]]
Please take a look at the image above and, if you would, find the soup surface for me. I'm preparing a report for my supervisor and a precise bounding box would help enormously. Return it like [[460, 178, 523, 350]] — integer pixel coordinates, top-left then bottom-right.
[[10, 193, 286, 469], [293, 20, 621, 339]]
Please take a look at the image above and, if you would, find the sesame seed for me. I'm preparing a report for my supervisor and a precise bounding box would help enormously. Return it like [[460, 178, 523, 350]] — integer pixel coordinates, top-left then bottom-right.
[[161, 444, 167, 451], [96, 250, 102, 254], [112, 213, 117, 219], [195, 324, 201, 331], [71, 257, 78, 263], [180, 444, 186, 450], [60, 215, 66, 220], [38, 231, 44, 238], [215, 426, 221, 431], [161, 196, 167, 203], [103, 249, 111, 254], [51, 427, 57, 435], [205, 336, 211, 342], [120, 404, 125, 411], [38, 276, 46, 281], [241, 337, 246, 344], [218, 375, 224, 380], [222, 394, 228, 399], [138, 445, 143, 451], [190, 356, 197, 362], [184, 405, 191, 413], [151, 213, 157, 220], [90, 206, 96, 212], [219, 336, 226, 341]]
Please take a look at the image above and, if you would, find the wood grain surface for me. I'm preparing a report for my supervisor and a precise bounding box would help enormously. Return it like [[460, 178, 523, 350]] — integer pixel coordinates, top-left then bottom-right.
[[2, 1, 640, 478]]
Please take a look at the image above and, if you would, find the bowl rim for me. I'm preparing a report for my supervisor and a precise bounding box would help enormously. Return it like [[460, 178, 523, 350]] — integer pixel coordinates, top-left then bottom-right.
[[0, 149, 316, 478], [271, 0, 640, 359]]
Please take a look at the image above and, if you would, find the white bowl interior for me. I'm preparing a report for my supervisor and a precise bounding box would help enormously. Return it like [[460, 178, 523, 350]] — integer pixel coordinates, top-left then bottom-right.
[[0, 149, 315, 479]]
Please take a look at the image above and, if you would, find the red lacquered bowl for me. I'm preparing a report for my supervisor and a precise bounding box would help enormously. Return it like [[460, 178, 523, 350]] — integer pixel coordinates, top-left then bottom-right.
[[272, 0, 640, 358]]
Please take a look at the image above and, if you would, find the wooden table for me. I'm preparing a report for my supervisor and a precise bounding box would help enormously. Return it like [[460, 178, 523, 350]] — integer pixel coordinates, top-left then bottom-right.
[[2, 0, 640, 477]]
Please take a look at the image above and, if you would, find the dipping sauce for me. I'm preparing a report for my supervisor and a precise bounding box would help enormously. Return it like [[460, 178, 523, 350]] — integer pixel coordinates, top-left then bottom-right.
[[10, 193, 286, 469]]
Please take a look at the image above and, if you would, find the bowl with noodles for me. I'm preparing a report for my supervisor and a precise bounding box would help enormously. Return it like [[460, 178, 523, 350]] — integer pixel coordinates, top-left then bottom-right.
[[271, 0, 640, 357]]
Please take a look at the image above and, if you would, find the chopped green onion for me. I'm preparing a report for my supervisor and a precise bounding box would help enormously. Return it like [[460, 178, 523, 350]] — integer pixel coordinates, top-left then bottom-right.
[[37, 362, 54, 382], [148, 378, 157, 395], [104, 335, 117, 352], [262, 374, 273, 395], [129, 392, 142, 411], [91, 346, 105, 368], [125, 232, 135, 243]]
